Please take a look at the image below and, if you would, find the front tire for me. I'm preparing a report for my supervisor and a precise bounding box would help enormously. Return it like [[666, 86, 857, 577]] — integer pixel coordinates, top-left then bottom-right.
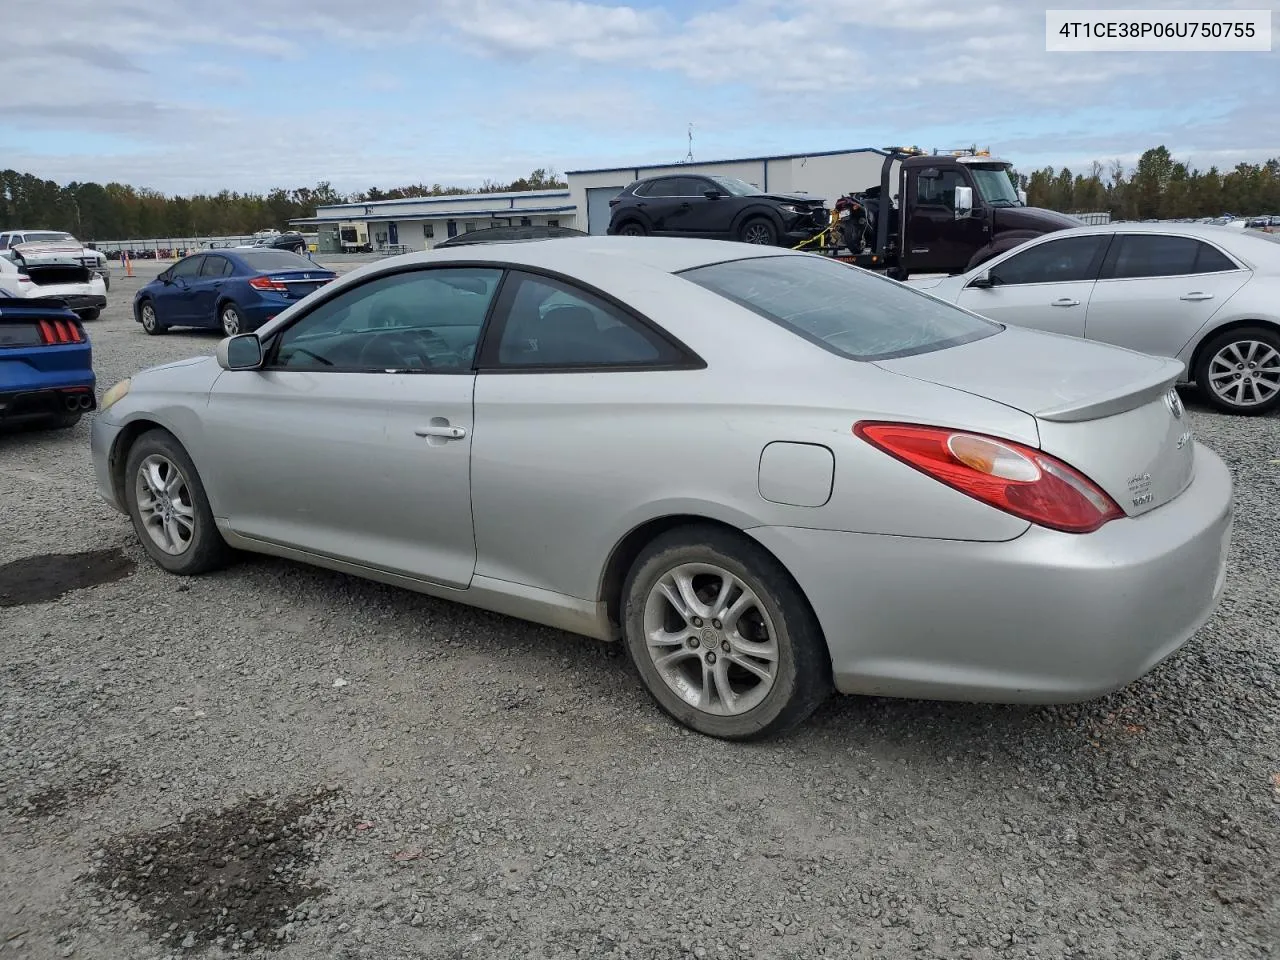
[[616, 221, 646, 237], [123, 430, 231, 575], [1194, 326, 1280, 414], [138, 300, 166, 335], [220, 302, 244, 336], [739, 217, 778, 246], [621, 525, 831, 740]]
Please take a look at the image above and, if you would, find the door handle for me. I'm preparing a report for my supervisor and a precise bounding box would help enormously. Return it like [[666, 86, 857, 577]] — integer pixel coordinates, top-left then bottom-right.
[[1180, 292, 1214, 301], [414, 424, 466, 440], [1051, 298, 1080, 307]]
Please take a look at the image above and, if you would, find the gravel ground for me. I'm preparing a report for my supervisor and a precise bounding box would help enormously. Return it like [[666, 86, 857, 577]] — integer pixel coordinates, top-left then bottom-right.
[[1, 261, 1277, 960]]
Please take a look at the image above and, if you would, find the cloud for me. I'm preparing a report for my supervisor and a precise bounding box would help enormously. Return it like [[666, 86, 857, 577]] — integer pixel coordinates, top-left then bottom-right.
[[2, 0, 1277, 197]]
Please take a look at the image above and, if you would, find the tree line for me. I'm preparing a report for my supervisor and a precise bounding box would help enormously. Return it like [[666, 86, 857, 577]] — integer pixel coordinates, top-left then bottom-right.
[[4, 148, 1279, 241], [1015, 146, 1280, 220], [0, 168, 568, 241]]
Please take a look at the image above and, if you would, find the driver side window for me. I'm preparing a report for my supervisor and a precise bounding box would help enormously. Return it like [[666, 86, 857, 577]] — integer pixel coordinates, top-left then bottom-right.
[[987, 235, 1108, 286], [269, 267, 502, 372]]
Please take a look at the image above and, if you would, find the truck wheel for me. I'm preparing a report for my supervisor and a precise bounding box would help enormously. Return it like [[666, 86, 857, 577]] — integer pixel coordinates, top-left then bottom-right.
[[739, 218, 777, 245]]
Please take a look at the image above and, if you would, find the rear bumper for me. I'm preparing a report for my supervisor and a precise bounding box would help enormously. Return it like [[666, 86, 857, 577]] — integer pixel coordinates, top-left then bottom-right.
[[0, 382, 96, 423], [750, 442, 1234, 703], [55, 294, 108, 312]]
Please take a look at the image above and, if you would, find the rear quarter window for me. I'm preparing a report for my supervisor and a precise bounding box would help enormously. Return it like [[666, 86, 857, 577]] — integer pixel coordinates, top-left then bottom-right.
[[680, 255, 1000, 361]]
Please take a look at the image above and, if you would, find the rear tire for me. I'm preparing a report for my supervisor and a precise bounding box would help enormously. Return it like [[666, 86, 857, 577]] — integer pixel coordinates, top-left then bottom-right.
[[739, 217, 778, 246], [1194, 325, 1280, 415], [79, 308, 100, 322], [220, 302, 244, 336], [123, 429, 231, 575], [621, 525, 831, 741]]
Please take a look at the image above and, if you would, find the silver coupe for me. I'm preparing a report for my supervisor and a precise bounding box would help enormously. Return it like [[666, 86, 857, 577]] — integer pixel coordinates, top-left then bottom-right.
[[91, 238, 1234, 740]]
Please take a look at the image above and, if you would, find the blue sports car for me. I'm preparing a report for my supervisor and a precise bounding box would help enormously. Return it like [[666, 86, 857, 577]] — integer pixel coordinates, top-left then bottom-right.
[[133, 249, 337, 337], [0, 295, 96, 430]]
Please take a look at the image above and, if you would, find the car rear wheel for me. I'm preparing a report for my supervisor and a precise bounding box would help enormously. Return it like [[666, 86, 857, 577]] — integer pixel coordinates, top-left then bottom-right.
[[139, 301, 165, 335], [220, 302, 244, 336], [739, 218, 777, 245], [617, 222, 646, 237], [124, 430, 231, 575], [1194, 326, 1280, 414], [621, 525, 831, 740]]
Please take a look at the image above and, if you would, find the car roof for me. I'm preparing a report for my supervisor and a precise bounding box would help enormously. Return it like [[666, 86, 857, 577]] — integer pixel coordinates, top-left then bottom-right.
[[395, 236, 799, 275], [1016, 220, 1280, 263]]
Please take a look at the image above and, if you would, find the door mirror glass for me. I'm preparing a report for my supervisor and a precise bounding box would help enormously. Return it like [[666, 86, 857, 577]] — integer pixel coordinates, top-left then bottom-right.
[[969, 269, 993, 288], [159, 270, 171, 283], [954, 186, 974, 219], [217, 334, 264, 370]]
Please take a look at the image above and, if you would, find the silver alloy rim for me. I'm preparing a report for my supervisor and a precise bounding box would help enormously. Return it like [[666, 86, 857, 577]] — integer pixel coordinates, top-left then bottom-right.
[[222, 307, 241, 336], [642, 562, 779, 716], [1207, 339, 1280, 408], [141, 304, 155, 331], [134, 454, 196, 555], [743, 223, 772, 244]]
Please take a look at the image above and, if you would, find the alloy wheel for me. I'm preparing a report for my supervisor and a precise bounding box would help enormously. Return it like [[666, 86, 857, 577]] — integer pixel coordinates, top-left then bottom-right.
[[1207, 339, 1280, 409], [134, 454, 196, 556], [742, 223, 773, 244], [641, 562, 779, 716], [140, 303, 156, 331], [221, 306, 242, 336]]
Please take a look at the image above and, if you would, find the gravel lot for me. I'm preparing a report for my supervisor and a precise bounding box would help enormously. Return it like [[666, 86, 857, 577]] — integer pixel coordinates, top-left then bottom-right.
[[1, 260, 1277, 960]]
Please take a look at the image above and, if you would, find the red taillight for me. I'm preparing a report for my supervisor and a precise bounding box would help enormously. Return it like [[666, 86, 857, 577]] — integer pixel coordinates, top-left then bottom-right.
[[37, 319, 83, 344], [249, 275, 288, 292], [854, 421, 1124, 534]]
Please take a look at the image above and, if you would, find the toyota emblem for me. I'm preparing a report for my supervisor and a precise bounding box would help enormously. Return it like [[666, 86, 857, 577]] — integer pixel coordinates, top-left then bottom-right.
[[1165, 388, 1184, 419]]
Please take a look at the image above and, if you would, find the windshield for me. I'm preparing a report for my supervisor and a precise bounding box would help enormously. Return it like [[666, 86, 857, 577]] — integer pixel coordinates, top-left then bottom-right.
[[21, 232, 76, 244], [968, 166, 1020, 206], [710, 175, 763, 197], [681, 254, 999, 361], [238, 250, 315, 270]]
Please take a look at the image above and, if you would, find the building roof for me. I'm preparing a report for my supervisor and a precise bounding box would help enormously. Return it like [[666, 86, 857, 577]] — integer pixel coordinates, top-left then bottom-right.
[[288, 205, 577, 227], [564, 147, 888, 176], [312, 189, 570, 214]]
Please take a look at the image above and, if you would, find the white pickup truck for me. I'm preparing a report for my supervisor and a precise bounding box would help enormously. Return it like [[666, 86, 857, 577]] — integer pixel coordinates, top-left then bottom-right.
[[0, 231, 109, 320]]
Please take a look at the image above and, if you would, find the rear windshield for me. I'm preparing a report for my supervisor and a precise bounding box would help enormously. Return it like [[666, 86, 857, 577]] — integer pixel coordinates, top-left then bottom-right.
[[680, 254, 1000, 361], [238, 250, 314, 270]]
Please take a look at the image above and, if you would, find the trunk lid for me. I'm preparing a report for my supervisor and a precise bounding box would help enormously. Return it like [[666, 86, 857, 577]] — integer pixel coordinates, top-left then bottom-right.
[[874, 326, 1195, 516], [257, 270, 336, 300]]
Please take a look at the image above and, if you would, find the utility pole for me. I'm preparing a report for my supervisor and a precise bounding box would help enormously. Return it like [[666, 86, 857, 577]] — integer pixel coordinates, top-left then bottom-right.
[[684, 123, 694, 163]]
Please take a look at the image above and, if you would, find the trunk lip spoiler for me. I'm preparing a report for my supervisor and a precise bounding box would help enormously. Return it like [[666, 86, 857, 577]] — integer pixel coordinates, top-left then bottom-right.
[[1034, 357, 1186, 423]]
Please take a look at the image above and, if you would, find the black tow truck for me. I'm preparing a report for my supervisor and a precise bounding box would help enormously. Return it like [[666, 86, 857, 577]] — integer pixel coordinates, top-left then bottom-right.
[[816, 147, 1080, 280]]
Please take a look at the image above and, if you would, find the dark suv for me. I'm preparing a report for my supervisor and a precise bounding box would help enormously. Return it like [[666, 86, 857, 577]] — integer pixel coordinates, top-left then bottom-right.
[[607, 174, 827, 246]]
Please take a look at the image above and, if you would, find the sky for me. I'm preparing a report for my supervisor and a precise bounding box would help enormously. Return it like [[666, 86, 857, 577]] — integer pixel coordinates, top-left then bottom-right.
[[4, 0, 1278, 196]]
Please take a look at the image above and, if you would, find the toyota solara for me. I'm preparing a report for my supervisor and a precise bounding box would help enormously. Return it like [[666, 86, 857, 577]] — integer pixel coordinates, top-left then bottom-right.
[[90, 237, 1234, 740]]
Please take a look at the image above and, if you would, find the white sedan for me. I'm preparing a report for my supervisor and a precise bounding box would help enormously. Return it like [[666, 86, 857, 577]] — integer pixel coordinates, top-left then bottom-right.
[[908, 223, 1280, 414], [0, 251, 108, 320]]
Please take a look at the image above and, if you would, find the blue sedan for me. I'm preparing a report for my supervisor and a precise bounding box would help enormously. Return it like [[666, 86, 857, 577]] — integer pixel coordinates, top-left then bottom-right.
[[133, 249, 337, 336], [0, 295, 96, 430]]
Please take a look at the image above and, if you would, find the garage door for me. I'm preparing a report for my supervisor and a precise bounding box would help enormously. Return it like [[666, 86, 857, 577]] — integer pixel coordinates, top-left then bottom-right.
[[586, 186, 627, 235]]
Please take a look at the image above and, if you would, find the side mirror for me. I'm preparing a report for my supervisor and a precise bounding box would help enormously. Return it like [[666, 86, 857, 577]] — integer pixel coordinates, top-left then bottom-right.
[[954, 186, 974, 220], [217, 334, 264, 370], [1017, 188, 1028, 205], [703, 189, 722, 199], [159, 271, 172, 284], [969, 270, 993, 289]]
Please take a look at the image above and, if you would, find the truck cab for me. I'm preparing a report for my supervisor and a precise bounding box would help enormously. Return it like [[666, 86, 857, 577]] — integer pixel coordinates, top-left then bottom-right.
[[839, 148, 1079, 279]]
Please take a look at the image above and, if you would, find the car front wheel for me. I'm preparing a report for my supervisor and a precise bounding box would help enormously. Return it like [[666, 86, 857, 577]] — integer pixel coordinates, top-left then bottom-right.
[[123, 430, 231, 575], [138, 301, 166, 335], [1195, 326, 1280, 414], [621, 525, 831, 740], [739, 218, 778, 245]]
